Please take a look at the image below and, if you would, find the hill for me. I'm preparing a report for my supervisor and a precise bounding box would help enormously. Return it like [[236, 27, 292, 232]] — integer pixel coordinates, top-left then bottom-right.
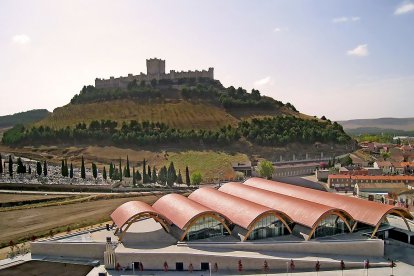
[[0, 109, 50, 128], [339, 117, 414, 131]]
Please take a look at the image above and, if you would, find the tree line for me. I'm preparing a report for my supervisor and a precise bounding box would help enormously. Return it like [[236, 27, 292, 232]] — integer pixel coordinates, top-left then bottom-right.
[[0, 153, 202, 186], [2, 116, 351, 147]]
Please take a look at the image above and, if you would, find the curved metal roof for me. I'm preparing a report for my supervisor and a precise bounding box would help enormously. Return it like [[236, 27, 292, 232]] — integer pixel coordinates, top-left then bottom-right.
[[244, 177, 413, 226], [189, 187, 291, 229], [219, 182, 352, 229], [110, 201, 164, 229], [152, 193, 225, 230]]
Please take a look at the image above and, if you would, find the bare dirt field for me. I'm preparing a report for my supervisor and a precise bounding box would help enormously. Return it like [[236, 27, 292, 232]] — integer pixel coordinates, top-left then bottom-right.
[[0, 193, 68, 204], [0, 194, 162, 246]]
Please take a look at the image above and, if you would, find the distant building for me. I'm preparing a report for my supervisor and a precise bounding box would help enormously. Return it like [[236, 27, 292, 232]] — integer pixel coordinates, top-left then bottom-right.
[[232, 162, 252, 177], [328, 174, 414, 191], [95, 58, 214, 89], [272, 162, 319, 177]]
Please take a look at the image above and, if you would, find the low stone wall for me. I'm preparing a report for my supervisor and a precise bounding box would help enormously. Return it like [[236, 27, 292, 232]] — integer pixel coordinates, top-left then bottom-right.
[[31, 242, 106, 260], [182, 239, 384, 257]]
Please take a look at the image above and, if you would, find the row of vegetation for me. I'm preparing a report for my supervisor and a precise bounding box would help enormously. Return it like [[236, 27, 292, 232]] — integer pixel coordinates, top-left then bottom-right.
[[0, 153, 203, 186], [69, 78, 297, 112], [2, 116, 351, 147]]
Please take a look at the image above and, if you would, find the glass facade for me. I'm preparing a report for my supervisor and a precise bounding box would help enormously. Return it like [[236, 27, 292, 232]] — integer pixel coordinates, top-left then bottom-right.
[[312, 214, 347, 238], [247, 214, 286, 240], [185, 216, 229, 241]]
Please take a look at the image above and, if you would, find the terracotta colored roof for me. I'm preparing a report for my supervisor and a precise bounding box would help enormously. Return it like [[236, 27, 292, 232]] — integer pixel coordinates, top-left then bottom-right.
[[152, 193, 221, 230], [328, 174, 351, 179], [110, 201, 163, 229], [244, 177, 413, 226], [218, 182, 350, 229], [375, 161, 392, 167], [328, 174, 414, 181], [189, 187, 290, 229]]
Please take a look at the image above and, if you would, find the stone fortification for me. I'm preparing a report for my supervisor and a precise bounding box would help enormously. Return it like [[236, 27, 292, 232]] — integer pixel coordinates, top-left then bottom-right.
[[95, 58, 214, 89]]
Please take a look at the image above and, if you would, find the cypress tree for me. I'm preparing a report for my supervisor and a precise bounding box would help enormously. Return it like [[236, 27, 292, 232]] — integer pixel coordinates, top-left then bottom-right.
[[28, 165, 32, 174], [36, 161, 42, 176], [70, 163, 73, 178], [8, 155, 13, 177], [132, 167, 136, 186], [125, 155, 131, 177], [0, 154, 3, 174], [81, 156, 86, 179], [152, 166, 157, 183], [177, 169, 183, 184], [147, 164, 152, 179], [167, 162, 177, 187], [92, 163, 97, 179], [103, 166, 107, 180], [185, 166, 190, 187], [136, 170, 142, 182], [43, 160, 48, 177], [119, 158, 122, 181], [61, 160, 65, 176], [142, 159, 147, 183], [109, 162, 114, 179], [17, 157, 24, 174], [64, 159, 69, 177], [158, 166, 167, 185]]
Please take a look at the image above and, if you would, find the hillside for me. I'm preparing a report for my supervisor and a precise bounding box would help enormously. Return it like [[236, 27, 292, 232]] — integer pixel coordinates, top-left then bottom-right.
[[339, 117, 414, 131], [0, 109, 50, 128]]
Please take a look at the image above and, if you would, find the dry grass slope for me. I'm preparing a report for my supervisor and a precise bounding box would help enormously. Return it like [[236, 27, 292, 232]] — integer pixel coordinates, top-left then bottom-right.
[[36, 100, 239, 130]]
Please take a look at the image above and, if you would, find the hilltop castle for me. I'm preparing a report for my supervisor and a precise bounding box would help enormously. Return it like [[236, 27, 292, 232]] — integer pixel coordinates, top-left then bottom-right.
[[95, 58, 214, 89]]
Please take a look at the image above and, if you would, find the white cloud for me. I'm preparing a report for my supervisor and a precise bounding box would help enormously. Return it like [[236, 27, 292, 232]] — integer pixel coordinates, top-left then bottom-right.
[[332, 16, 360, 23], [254, 76, 272, 86], [273, 27, 288, 33], [347, 44, 369, 57], [394, 2, 414, 15], [12, 34, 31, 45]]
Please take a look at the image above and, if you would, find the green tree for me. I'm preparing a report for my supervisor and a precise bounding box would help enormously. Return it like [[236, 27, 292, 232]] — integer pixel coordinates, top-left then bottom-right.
[[158, 166, 167, 185], [257, 160, 274, 179], [119, 158, 122, 181], [103, 166, 107, 180], [64, 159, 69, 177], [8, 155, 13, 177], [132, 167, 136, 186], [61, 160, 65, 177], [167, 162, 177, 187], [151, 166, 157, 183], [0, 154, 3, 174], [125, 155, 131, 177], [142, 159, 147, 183], [381, 151, 391, 161], [147, 165, 152, 180], [43, 160, 48, 177], [81, 156, 86, 179], [28, 166, 31, 174], [17, 157, 25, 174], [92, 163, 97, 179], [190, 172, 203, 186], [177, 169, 183, 184], [136, 170, 142, 182], [36, 161, 42, 176], [185, 166, 190, 186], [109, 162, 114, 179], [70, 163, 74, 178]]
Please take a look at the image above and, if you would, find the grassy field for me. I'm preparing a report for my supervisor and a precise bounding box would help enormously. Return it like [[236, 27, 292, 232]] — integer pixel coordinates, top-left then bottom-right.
[[0, 194, 162, 246], [35, 100, 239, 130]]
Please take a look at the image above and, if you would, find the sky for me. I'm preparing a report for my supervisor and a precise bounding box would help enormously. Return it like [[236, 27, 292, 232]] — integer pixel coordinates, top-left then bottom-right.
[[0, 0, 413, 121]]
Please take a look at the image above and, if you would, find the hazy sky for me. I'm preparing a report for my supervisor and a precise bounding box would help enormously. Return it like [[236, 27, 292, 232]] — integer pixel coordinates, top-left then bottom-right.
[[1, 0, 414, 120]]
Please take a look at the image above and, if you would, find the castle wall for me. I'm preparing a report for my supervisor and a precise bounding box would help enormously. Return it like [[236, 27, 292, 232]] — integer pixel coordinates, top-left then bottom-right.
[[95, 59, 214, 89]]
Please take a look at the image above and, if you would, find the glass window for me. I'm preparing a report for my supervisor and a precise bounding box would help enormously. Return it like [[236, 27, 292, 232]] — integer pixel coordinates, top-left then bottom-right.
[[247, 214, 287, 240], [185, 216, 229, 241], [313, 215, 348, 238]]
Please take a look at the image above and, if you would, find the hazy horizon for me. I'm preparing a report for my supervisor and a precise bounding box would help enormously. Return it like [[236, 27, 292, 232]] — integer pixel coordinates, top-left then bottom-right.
[[1, 0, 413, 120]]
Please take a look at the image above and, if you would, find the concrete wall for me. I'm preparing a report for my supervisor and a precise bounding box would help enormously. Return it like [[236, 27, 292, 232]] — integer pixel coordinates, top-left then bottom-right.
[[31, 242, 106, 260], [181, 239, 384, 257], [115, 251, 385, 272]]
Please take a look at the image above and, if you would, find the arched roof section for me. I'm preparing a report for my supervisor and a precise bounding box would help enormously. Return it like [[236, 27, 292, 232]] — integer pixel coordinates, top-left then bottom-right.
[[219, 182, 352, 230], [152, 193, 229, 231], [110, 201, 166, 230], [244, 177, 413, 227], [188, 187, 292, 231]]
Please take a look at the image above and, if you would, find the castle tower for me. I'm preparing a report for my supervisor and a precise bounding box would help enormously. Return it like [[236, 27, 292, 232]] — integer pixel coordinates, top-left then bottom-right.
[[146, 58, 165, 76]]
